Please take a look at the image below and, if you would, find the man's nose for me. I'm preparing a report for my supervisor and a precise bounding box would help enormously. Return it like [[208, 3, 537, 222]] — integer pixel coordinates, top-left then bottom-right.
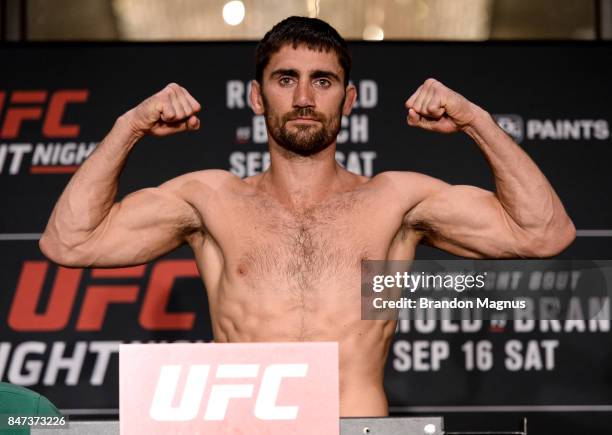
[[293, 81, 315, 108]]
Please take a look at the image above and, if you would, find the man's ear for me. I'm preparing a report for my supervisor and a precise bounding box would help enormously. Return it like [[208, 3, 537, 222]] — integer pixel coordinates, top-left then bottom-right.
[[250, 80, 265, 115], [342, 83, 357, 116]]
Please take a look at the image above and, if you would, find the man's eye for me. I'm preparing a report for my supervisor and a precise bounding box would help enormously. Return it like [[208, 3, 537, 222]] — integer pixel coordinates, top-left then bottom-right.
[[279, 77, 294, 86], [314, 79, 331, 88]]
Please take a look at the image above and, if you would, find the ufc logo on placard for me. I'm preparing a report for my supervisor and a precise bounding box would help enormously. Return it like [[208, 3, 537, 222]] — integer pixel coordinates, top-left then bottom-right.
[[0, 90, 88, 139], [149, 363, 308, 421]]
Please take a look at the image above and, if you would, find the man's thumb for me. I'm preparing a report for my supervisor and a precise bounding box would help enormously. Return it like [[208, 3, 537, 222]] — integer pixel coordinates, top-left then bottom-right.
[[187, 115, 200, 130]]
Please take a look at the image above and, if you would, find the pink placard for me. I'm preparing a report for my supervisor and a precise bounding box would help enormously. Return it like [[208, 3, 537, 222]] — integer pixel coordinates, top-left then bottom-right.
[[119, 342, 339, 434]]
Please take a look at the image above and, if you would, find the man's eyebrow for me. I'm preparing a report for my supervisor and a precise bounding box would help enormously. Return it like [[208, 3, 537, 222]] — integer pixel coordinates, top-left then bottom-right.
[[270, 68, 299, 78], [311, 69, 341, 82], [269, 68, 341, 82]]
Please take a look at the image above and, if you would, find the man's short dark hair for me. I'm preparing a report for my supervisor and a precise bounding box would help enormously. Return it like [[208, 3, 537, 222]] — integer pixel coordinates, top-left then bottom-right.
[[255, 16, 352, 87]]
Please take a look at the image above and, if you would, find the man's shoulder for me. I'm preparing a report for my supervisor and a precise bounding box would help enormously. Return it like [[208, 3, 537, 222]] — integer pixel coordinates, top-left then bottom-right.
[[172, 169, 240, 185], [362, 171, 452, 216], [368, 170, 446, 193], [161, 169, 245, 193]]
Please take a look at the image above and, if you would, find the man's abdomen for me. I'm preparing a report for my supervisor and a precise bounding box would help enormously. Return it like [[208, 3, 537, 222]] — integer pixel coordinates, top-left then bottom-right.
[[210, 281, 395, 416]]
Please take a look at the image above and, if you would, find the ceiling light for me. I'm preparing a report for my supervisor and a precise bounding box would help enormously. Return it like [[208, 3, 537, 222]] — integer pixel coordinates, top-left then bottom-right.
[[222, 1, 245, 26]]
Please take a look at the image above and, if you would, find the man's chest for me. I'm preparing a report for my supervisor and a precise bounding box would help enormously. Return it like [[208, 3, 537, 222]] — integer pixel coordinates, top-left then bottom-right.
[[203, 191, 397, 290]]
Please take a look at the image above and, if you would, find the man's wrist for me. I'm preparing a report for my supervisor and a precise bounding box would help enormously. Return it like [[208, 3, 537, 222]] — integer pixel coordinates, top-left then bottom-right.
[[116, 109, 146, 142], [461, 103, 495, 137]]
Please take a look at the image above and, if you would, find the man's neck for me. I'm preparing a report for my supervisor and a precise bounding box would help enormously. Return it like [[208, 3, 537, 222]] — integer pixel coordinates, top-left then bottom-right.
[[263, 141, 342, 208]]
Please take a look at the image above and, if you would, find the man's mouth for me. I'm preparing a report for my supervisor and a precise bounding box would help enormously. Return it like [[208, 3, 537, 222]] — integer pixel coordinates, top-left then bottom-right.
[[288, 117, 320, 123]]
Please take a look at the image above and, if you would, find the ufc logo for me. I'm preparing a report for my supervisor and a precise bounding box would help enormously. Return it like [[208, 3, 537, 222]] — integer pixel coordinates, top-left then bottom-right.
[[0, 90, 88, 139], [8, 260, 198, 332], [149, 363, 308, 421]]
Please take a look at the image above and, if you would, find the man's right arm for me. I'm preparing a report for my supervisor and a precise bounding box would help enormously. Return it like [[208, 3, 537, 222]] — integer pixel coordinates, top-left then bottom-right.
[[39, 83, 205, 268]]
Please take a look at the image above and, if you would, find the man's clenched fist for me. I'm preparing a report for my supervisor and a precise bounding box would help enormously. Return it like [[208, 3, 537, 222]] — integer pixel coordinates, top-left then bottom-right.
[[126, 83, 201, 137], [405, 78, 477, 134]]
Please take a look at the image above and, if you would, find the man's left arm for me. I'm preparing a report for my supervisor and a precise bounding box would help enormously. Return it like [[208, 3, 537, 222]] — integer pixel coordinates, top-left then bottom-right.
[[399, 78, 576, 258]]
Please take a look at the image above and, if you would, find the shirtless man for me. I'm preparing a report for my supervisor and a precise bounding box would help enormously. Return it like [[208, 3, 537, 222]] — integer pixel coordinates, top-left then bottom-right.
[[39, 17, 575, 416]]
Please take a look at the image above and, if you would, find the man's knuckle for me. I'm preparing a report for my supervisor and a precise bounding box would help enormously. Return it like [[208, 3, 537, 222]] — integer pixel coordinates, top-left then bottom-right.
[[164, 105, 176, 116]]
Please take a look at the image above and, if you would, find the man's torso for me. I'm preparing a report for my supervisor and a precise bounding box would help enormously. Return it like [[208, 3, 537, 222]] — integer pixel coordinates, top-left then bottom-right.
[[180, 169, 425, 416]]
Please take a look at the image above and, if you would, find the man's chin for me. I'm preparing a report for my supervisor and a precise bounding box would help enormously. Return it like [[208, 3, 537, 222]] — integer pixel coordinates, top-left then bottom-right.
[[272, 123, 336, 156], [279, 140, 331, 156]]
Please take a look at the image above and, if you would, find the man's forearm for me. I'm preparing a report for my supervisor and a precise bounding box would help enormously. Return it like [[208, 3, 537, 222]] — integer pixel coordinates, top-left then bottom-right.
[[462, 104, 573, 235], [42, 112, 141, 248]]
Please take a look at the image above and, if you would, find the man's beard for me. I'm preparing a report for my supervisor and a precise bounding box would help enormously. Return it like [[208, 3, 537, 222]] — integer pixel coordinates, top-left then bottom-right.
[[263, 97, 343, 157]]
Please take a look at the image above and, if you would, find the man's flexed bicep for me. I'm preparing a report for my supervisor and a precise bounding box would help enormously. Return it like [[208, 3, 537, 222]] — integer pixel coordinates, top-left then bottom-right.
[[397, 172, 574, 259], [399, 78, 575, 258], [39, 82, 205, 268], [41, 174, 203, 268], [405, 179, 531, 258]]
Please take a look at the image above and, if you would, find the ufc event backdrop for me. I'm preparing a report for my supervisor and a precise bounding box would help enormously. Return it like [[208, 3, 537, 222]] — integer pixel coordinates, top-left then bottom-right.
[[1, 42, 611, 434]]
